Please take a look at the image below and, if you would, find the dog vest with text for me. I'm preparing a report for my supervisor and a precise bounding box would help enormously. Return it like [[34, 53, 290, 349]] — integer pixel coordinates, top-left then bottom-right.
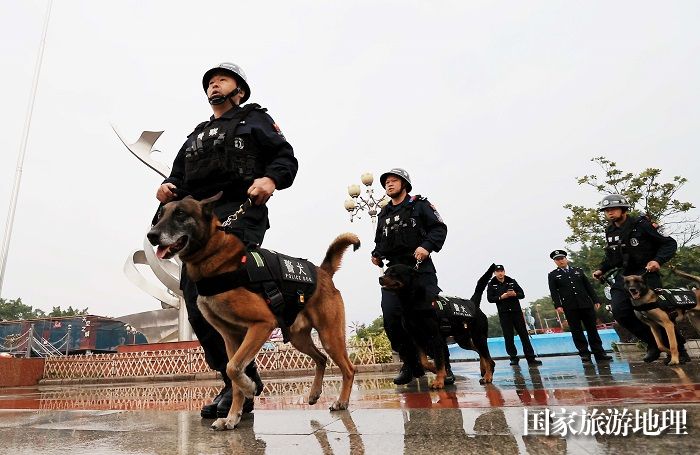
[[194, 247, 317, 342], [633, 288, 697, 312], [433, 295, 476, 320]]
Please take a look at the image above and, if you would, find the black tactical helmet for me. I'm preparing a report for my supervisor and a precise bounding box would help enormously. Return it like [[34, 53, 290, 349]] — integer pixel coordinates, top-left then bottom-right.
[[380, 168, 412, 192], [598, 194, 631, 211], [202, 62, 251, 103]]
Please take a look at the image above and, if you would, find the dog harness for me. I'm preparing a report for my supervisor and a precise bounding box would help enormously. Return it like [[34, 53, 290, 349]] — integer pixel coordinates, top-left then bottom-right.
[[633, 288, 697, 312], [432, 295, 477, 336], [195, 247, 317, 342]]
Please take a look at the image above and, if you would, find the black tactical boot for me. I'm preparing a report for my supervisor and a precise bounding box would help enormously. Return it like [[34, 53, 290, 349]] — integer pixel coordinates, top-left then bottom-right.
[[215, 387, 233, 417], [444, 366, 456, 385], [509, 357, 520, 366], [393, 364, 415, 385], [643, 345, 661, 363], [581, 355, 592, 363], [526, 358, 543, 366], [201, 383, 230, 419], [594, 353, 613, 362]]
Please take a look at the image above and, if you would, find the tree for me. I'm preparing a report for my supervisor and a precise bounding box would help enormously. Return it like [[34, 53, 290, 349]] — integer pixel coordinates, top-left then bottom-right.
[[354, 316, 385, 340], [48, 306, 89, 317], [565, 157, 698, 247], [0, 298, 36, 320], [0, 298, 89, 321]]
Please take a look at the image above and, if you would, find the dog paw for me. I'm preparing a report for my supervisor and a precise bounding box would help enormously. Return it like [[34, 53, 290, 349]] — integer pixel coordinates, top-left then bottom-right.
[[429, 380, 445, 390], [479, 376, 493, 385], [211, 414, 241, 431], [667, 359, 680, 366], [329, 400, 349, 411], [308, 392, 321, 405]]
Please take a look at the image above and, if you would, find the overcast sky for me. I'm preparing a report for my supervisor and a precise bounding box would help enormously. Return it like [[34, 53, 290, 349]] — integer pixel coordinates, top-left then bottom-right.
[[1, 1, 698, 327]]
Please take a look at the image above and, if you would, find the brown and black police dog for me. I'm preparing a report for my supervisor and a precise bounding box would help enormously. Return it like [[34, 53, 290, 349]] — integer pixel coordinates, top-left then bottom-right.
[[379, 264, 495, 388], [148, 192, 359, 430], [624, 270, 700, 365]]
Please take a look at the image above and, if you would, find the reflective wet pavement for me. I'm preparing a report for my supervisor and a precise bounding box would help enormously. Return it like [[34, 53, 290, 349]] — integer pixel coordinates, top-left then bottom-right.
[[1, 354, 699, 454]]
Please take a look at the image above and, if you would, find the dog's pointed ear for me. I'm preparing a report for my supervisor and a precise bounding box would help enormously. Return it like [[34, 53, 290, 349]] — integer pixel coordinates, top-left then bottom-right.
[[200, 191, 223, 206]]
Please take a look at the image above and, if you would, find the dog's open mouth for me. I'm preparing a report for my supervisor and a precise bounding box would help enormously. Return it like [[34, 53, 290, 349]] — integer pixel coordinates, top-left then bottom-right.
[[628, 288, 641, 299], [155, 236, 188, 260]]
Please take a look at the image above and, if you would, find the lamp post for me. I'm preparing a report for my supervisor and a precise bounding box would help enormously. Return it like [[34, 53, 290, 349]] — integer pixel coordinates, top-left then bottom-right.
[[344, 173, 389, 223]]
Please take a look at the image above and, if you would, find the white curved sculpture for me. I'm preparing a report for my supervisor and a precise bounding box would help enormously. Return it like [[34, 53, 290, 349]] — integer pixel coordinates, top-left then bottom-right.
[[113, 125, 191, 341]]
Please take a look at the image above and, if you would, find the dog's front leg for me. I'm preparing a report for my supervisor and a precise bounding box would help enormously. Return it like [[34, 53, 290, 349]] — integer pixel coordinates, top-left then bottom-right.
[[660, 320, 680, 365], [227, 322, 275, 398], [641, 317, 670, 355]]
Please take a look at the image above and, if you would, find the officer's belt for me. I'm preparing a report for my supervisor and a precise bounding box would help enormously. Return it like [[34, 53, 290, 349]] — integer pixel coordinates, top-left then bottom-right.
[[195, 248, 318, 342]]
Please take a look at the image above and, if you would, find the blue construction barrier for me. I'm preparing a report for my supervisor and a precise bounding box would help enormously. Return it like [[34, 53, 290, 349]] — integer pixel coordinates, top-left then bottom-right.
[[449, 329, 620, 360]]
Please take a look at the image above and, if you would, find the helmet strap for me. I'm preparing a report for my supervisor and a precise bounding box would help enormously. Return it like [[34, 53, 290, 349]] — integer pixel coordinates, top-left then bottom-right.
[[208, 87, 241, 105]]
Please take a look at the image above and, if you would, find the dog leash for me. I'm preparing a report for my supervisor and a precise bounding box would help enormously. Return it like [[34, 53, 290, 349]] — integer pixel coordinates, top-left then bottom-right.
[[217, 198, 253, 232], [414, 259, 422, 270]]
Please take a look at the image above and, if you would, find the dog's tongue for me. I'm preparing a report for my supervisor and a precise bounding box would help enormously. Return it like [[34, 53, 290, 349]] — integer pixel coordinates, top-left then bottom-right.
[[155, 245, 170, 260]]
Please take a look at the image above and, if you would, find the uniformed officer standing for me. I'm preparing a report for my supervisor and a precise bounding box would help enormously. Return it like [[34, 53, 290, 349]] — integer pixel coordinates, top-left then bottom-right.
[[487, 266, 542, 366], [548, 250, 612, 363], [155, 62, 298, 418], [592, 194, 689, 363], [371, 168, 449, 385]]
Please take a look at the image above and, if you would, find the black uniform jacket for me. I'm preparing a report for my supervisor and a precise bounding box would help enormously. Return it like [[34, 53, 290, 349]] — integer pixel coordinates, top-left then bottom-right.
[[371, 194, 447, 273], [162, 104, 298, 237], [599, 215, 677, 276], [548, 266, 597, 310], [487, 276, 525, 313]]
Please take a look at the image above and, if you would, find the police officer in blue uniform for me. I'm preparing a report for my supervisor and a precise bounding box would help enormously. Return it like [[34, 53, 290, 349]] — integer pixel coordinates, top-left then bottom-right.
[[371, 168, 449, 385], [548, 250, 612, 363], [487, 265, 542, 366], [155, 62, 298, 418], [592, 194, 689, 363]]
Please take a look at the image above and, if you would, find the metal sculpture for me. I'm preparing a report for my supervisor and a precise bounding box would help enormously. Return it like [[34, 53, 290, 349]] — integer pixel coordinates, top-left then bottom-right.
[[112, 126, 191, 341]]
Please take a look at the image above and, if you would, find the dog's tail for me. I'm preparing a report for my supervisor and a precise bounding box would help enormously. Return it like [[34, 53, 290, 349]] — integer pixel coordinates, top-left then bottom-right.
[[320, 233, 361, 277], [671, 267, 700, 287]]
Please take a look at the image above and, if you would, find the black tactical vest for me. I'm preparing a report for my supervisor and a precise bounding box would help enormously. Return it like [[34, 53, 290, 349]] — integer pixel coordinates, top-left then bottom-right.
[[183, 104, 267, 190], [605, 216, 657, 271], [376, 198, 424, 258]]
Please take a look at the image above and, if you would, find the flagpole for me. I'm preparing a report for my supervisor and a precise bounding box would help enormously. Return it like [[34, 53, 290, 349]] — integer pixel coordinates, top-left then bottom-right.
[[0, 0, 53, 297]]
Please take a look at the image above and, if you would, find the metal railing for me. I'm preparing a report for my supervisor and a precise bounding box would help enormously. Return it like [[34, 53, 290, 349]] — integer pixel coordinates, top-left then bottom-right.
[[0, 324, 70, 358], [43, 339, 377, 380]]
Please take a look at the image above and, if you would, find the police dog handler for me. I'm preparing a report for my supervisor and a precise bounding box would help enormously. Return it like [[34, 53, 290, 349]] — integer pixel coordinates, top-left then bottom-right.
[[371, 168, 450, 385], [592, 194, 689, 363], [155, 62, 298, 418]]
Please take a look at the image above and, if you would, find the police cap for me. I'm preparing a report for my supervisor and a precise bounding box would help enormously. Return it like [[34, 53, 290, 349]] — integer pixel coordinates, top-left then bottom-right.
[[550, 250, 567, 260]]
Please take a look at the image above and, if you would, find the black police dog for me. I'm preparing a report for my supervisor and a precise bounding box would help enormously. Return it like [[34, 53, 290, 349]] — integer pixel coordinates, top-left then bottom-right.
[[379, 264, 496, 388]]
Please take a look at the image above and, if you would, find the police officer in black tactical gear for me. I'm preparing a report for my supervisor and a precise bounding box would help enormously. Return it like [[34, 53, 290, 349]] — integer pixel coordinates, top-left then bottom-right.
[[155, 62, 298, 418], [548, 250, 612, 363], [371, 168, 450, 385], [487, 265, 542, 366], [592, 194, 690, 364]]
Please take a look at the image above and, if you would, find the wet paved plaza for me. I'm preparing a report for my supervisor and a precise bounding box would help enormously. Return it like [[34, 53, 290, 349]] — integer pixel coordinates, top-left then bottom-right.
[[0, 353, 698, 454]]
